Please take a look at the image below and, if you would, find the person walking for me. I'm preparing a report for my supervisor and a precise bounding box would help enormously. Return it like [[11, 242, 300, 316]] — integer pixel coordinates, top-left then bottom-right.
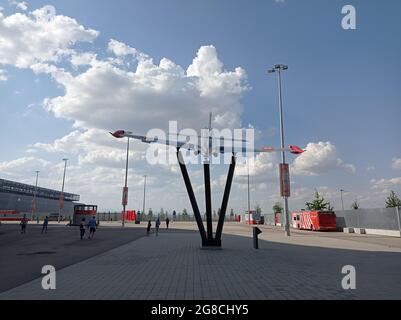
[[155, 218, 160, 236], [87, 216, 97, 239], [146, 220, 151, 236], [79, 218, 86, 240], [20, 214, 28, 234], [41, 216, 49, 234], [166, 217, 170, 230]]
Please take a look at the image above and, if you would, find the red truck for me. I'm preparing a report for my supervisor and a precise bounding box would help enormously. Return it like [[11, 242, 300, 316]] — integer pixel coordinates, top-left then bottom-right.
[[292, 211, 337, 231]]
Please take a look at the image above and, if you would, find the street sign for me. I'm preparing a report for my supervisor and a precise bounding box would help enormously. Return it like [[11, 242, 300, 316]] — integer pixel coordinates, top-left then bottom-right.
[[122, 187, 128, 206], [279, 163, 291, 197]]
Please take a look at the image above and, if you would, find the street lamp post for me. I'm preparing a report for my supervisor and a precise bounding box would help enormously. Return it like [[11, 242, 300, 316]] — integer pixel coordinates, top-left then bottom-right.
[[269, 64, 290, 236], [58, 159, 68, 223], [122, 137, 130, 227], [340, 189, 346, 211], [142, 175, 147, 221], [247, 156, 251, 224], [32, 171, 39, 223]]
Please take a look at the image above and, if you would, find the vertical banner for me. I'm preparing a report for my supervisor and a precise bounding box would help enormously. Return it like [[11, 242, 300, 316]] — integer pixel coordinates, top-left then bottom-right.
[[122, 187, 128, 206], [279, 164, 291, 197]]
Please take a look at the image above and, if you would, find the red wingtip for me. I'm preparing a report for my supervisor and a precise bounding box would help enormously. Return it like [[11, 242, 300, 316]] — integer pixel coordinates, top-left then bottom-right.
[[110, 130, 126, 138], [289, 145, 305, 154]]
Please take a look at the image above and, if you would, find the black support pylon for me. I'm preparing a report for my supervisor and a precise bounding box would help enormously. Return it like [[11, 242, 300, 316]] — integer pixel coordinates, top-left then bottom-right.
[[176, 150, 207, 244], [204, 162, 213, 240], [215, 153, 236, 242], [176, 149, 237, 248]]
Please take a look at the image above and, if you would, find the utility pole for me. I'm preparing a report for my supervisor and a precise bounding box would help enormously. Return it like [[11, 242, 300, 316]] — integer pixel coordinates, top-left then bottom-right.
[[142, 175, 147, 220], [122, 137, 130, 227], [32, 171, 39, 223], [340, 189, 346, 211], [268, 64, 290, 236], [58, 159, 68, 223], [247, 156, 251, 224]]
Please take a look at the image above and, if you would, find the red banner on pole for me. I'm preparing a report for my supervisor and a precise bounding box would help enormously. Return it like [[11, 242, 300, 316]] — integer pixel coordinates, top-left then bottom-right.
[[122, 187, 128, 206], [279, 164, 291, 197]]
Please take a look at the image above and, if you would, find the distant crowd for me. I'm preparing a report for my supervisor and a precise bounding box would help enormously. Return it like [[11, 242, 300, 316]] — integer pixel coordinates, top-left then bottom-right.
[[15, 214, 171, 240]]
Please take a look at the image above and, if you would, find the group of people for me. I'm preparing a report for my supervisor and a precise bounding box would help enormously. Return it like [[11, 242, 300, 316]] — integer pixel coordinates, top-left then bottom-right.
[[20, 214, 172, 239], [19, 214, 48, 234], [146, 217, 170, 236], [19, 214, 98, 240], [79, 217, 97, 240]]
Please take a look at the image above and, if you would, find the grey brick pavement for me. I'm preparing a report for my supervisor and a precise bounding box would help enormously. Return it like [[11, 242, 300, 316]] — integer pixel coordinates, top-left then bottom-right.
[[1, 231, 400, 300]]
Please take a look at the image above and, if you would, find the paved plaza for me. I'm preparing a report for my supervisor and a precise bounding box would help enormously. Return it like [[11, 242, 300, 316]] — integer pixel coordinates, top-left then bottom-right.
[[0, 223, 146, 293], [1, 222, 401, 300]]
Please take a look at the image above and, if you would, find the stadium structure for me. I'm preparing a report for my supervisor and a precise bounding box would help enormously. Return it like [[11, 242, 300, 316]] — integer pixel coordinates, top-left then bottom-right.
[[0, 178, 80, 220]]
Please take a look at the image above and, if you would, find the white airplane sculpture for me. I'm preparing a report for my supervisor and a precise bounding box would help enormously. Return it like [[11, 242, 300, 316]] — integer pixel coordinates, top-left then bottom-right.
[[110, 113, 305, 157], [110, 113, 305, 248]]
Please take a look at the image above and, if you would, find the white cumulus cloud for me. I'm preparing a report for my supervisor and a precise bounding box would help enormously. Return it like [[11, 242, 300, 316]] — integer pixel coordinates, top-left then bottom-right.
[[8, 1, 28, 11], [291, 141, 355, 176], [235, 153, 277, 177], [392, 158, 401, 170], [0, 7, 99, 68], [0, 157, 52, 180], [34, 42, 249, 132], [32, 128, 146, 167], [0, 68, 7, 81], [370, 177, 401, 190]]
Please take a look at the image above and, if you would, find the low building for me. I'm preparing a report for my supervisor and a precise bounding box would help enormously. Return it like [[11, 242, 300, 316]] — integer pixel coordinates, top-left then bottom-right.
[[0, 178, 80, 220]]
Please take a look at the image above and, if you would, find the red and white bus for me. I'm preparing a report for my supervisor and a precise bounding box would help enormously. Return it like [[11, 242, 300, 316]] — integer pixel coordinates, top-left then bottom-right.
[[292, 211, 337, 231], [72, 205, 97, 225], [0, 210, 31, 222]]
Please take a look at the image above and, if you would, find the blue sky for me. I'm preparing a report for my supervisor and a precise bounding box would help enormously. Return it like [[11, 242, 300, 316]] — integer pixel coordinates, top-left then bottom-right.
[[0, 0, 400, 213]]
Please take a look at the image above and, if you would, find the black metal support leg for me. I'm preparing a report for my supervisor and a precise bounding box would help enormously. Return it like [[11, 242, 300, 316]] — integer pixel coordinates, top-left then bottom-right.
[[215, 154, 236, 242], [176, 150, 207, 244], [204, 162, 213, 241]]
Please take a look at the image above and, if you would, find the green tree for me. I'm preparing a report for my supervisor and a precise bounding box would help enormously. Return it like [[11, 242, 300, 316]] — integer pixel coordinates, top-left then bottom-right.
[[255, 204, 262, 214], [148, 208, 153, 219], [272, 202, 283, 214], [385, 191, 401, 208], [305, 191, 332, 211], [182, 208, 188, 221], [351, 199, 360, 210], [159, 208, 165, 220], [230, 208, 234, 217]]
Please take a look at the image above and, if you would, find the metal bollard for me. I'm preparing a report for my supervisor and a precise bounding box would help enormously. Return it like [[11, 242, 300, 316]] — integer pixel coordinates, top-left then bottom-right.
[[253, 227, 262, 249]]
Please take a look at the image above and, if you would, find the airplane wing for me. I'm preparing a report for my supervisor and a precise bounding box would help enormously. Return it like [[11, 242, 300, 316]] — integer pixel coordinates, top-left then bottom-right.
[[110, 130, 305, 155], [257, 145, 305, 155], [110, 130, 195, 150], [216, 145, 305, 155]]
